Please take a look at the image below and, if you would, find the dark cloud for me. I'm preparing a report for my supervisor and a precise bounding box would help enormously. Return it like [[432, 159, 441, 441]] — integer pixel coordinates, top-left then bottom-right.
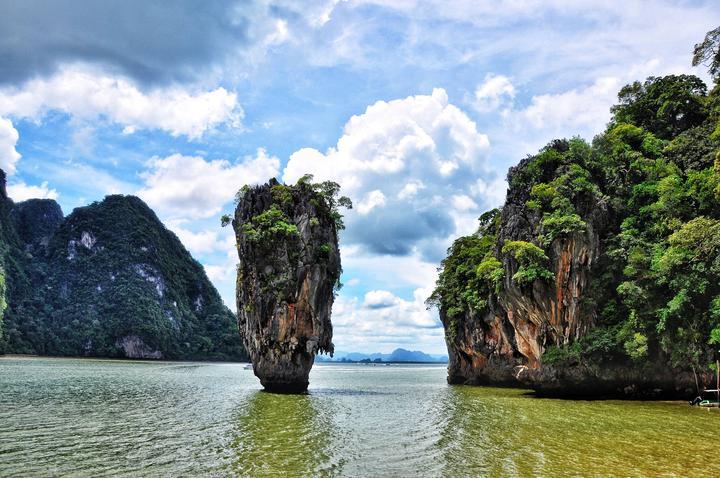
[[0, 0, 257, 86], [346, 205, 455, 256]]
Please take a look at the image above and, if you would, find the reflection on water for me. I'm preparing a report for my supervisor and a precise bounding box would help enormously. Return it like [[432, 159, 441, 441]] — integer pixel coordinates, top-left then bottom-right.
[[1, 357, 719, 477], [435, 384, 720, 477], [229, 391, 340, 476]]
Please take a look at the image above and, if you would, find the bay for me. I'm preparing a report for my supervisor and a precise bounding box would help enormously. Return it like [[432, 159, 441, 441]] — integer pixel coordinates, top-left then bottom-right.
[[1, 356, 718, 477]]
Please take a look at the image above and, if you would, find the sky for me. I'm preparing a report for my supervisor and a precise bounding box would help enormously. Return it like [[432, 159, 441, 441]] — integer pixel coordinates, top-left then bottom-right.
[[0, 0, 718, 354]]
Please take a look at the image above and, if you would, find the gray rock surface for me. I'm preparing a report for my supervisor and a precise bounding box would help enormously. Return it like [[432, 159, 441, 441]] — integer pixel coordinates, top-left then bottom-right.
[[233, 179, 341, 393]]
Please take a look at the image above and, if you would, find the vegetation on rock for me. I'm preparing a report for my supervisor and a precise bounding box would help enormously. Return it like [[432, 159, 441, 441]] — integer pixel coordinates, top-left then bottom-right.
[[233, 176, 350, 392], [0, 188, 246, 361], [430, 27, 720, 395]]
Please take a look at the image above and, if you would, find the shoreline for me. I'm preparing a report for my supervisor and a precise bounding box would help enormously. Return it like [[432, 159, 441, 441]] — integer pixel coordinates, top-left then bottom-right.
[[0, 353, 250, 365]]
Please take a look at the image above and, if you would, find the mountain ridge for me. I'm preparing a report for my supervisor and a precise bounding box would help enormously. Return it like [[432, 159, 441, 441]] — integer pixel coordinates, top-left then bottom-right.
[[327, 347, 448, 363], [0, 176, 246, 361]]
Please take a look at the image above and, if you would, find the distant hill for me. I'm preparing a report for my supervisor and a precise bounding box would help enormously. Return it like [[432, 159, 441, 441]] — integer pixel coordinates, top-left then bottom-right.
[[327, 348, 448, 363], [0, 173, 246, 361]]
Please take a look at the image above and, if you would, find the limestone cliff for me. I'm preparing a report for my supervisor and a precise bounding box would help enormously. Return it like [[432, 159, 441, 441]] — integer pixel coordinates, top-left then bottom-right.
[[233, 178, 342, 392], [434, 119, 719, 398], [0, 175, 246, 361], [443, 152, 610, 388]]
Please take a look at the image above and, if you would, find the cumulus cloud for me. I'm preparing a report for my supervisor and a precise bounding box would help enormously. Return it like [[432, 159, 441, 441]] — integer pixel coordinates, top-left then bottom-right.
[[6, 181, 59, 201], [166, 220, 236, 256], [138, 148, 280, 220], [283, 88, 496, 259], [332, 287, 444, 352], [0, 66, 241, 139], [363, 289, 401, 309], [357, 190, 386, 215], [520, 77, 621, 135], [473, 74, 515, 113], [0, 117, 20, 175]]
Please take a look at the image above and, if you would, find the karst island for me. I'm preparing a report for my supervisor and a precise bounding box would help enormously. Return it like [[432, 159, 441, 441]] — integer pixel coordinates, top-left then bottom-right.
[[228, 176, 350, 392]]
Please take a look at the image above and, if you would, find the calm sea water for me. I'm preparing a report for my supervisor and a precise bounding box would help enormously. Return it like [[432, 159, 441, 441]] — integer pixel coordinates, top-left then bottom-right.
[[0, 356, 718, 477]]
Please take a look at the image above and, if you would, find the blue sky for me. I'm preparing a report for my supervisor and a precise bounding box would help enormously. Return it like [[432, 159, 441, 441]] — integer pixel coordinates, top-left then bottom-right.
[[0, 0, 718, 354]]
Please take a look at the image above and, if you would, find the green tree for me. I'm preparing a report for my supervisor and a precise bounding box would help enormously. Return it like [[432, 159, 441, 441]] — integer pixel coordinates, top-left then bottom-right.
[[693, 26, 720, 80]]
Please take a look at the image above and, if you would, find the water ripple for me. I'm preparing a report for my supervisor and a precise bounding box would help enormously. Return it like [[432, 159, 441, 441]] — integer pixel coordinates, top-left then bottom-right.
[[1, 358, 719, 477]]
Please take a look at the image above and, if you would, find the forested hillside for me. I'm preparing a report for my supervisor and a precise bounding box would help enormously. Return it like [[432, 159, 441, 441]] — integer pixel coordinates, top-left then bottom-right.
[[0, 183, 246, 361], [430, 28, 720, 396]]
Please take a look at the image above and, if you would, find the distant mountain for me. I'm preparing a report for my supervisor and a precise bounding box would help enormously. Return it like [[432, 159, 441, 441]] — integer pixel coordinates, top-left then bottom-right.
[[0, 172, 246, 361], [328, 348, 448, 363]]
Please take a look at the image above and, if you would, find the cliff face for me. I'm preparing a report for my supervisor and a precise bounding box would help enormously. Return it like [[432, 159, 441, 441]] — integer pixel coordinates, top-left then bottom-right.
[[0, 180, 246, 361], [434, 72, 720, 399], [441, 155, 705, 397], [233, 178, 341, 392], [445, 154, 609, 387]]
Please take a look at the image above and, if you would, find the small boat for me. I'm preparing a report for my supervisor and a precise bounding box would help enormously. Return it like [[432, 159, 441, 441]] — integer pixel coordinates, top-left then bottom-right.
[[698, 399, 720, 407], [689, 360, 720, 408], [690, 389, 720, 407], [243, 364, 253, 370]]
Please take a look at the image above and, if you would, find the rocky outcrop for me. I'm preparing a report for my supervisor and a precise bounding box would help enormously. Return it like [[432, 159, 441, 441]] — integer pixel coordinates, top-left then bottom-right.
[[11, 199, 64, 256], [439, 142, 708, 398], [445, 156, 609, 387], [233, 179, 341, 393], [0, 178, 246, 362], [515, 363, 700, 399], [116, 335, 163, 359]]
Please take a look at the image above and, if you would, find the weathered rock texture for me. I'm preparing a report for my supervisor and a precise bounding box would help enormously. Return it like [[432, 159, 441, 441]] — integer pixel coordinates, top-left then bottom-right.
[[233, 179, 340, 393], [441, 150, 709, 399], [445, 155, 609, 388]]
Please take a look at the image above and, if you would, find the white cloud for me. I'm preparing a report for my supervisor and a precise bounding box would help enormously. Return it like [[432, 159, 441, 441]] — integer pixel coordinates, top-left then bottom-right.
[[341, 245, 439, 290], [363, 289, 401, 308], [138, 148, 280, 220], [357, 189, 386, 215], [166, 217, 237, 258], [6, 181, 59, 201], [205, 263, 236, 284], [484, 57, 694, 162], [283, 88, 495, 258], [397, 180, 424, 199], [0, 65, 242, 140], [332, 287, 444, 353], [520, 76, 620, 134], [473, 74, 515, 113], [168, 224, 221, 256], [451, 194, 478, 211], [0, 117, 20, 175]]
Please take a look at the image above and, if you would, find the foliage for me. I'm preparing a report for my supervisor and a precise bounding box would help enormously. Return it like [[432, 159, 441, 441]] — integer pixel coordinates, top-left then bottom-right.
[[271, 184, 293, 205], [693, 26, 720, 80], [297, 176, 353, 231], [432, 27, 720, 371], [427, 209, 501, 341], [543, 326, 624, 365], [235, 185, 251, 205], [0, 194, 247, 361], [610, 75, 707, 139], [501, 240, 554, 285], [244, 204, 299, 243]]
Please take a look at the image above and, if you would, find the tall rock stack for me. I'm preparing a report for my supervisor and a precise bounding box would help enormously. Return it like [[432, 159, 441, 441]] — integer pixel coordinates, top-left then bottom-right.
[[233, 178, 341, 393]]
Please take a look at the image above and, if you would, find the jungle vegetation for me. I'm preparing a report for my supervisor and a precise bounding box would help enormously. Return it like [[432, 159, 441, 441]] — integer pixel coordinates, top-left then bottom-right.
[[430, 27, 720, 371]]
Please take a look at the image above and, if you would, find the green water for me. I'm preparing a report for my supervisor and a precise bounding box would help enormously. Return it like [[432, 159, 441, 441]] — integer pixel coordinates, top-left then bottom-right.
[[0, 357, 718, 477]]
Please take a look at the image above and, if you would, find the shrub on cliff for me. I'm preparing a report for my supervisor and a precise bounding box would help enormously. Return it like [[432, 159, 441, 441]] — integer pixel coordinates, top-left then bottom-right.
[[431, 27, 720, 375]]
